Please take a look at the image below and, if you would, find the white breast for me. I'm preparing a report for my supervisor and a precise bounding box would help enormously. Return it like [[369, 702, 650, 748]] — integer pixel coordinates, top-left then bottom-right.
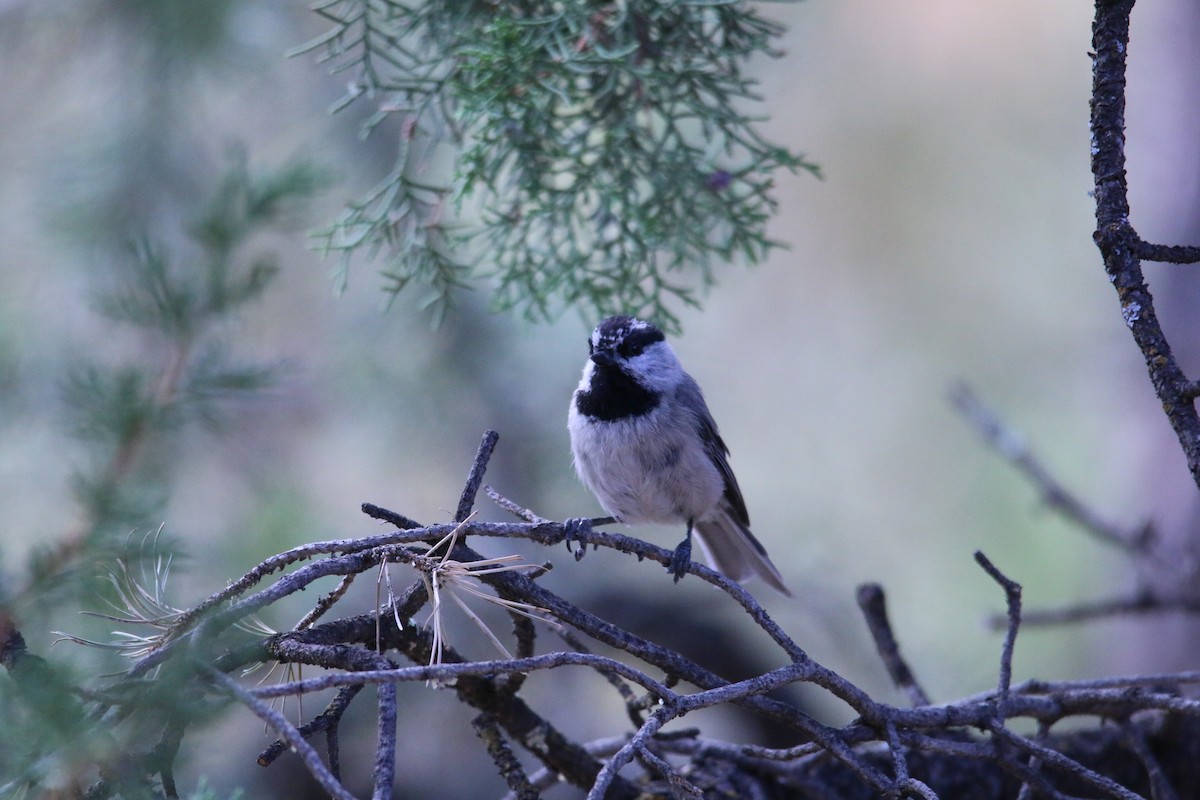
[[568, 401, 724, 525]]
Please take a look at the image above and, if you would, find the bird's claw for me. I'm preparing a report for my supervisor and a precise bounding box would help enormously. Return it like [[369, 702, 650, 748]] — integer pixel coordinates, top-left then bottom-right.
[[669, 537, 693, 583], [563, 517, 593, 561]]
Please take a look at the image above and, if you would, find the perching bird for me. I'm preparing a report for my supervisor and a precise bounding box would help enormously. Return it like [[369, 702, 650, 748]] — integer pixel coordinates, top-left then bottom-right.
[[567, 315, 790, 595]]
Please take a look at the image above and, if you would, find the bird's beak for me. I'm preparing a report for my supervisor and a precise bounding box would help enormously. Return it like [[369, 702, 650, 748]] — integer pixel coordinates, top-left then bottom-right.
[[590, 349, 617, 368]]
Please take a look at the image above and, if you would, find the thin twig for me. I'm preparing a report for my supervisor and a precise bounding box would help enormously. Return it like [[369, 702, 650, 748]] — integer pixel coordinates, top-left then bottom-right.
[[1014, 720, 1050, 800], [991, 725, 1144, 800], [950, 383, 1151, 553], [372, 681, 397, 800], [974, 551, 1021, 708], [296, 573, 356, 631], [473, 713, 539, 800], [998, 592, 1200, 629], [883, 719, 912, 791], [856, 583, 931, 707], [588, 706, 672, 800], [257, 684, 363, 769], [203, 664, 355, 800], [1135, 241, 1200, 265], [456, 430, 500, 523], [1121, 717, 1180, 800], [635, 742, 704, 800], [485, 485, 550, 524]]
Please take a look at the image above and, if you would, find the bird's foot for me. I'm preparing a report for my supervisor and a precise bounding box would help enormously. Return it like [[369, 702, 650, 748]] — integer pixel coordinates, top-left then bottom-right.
[[563, 517, 593, 561], [669, 537, 693, 583]]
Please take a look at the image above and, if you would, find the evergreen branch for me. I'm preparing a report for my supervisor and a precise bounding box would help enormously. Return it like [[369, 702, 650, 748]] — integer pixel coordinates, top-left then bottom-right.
[[298, 0, 817, 329]]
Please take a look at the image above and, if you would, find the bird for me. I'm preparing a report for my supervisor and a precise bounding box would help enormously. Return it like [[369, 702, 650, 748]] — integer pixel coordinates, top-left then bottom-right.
[[567, 315, 790, 595]]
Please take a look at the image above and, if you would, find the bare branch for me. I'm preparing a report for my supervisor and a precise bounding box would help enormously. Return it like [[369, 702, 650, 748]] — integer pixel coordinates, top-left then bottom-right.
[[1090, 0, 1200, 491], [473, 713, 538, 800], [1135, 240, 1200, 265], [372, 680, 397, 800], [950, 383, 1151, 553], [856, 583, 931, 707], [485, 485, 550, 524], [587, 707, 672, 800], [1121, 717, 1180, 800], [989, 591, 1200, 629], [257, 684, 363, 771], [78, 432, 1200, 798], [456, 430, 500, 522], [973, 551, 1021, 707], [203, 664, 355, 800]]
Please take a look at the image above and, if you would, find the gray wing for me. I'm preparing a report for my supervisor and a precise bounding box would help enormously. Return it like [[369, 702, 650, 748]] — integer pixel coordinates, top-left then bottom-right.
[[680, 375, 790, 594], [677, 375, 751, 526]]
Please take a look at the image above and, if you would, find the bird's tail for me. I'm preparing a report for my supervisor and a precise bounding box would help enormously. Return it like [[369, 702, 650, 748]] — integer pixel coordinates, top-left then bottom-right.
[[693, 509, 791, 596]]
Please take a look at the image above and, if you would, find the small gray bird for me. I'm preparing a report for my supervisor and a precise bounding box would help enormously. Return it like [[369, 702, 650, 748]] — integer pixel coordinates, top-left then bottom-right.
[[567, 315, 790, 595]]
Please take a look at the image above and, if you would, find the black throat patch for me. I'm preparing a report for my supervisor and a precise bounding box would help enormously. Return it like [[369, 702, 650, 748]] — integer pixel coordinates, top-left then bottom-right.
[[575, 362, 659, 421]]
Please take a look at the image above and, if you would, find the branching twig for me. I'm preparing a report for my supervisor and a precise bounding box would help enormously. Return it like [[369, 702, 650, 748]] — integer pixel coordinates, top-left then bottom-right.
[[256, 684, 363, 771], [1091, 0, 1200, 492], [588, 706, 673, 800], [84, 431, 1200, 798], [203, 664, 355, 800]]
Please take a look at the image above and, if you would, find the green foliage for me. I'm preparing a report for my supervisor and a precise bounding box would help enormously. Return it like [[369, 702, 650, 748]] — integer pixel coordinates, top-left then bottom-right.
[[25, 155, 325, 604], [0, 152, 324, 799], [0, 645, 97, 797], [0, 628, 238, 798], [299, 0, 817, 329]]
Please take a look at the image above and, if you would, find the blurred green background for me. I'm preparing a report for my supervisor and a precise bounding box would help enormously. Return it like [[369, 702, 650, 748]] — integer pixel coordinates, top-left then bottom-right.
[[2, 1, 1197, 797]]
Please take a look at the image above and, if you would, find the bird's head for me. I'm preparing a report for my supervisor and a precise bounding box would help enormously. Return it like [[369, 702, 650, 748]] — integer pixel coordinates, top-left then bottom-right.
[[586, 316, 683, 394]]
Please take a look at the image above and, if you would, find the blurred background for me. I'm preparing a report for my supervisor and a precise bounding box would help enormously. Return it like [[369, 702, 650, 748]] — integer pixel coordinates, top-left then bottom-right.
[[2, 0, 1198, 797]]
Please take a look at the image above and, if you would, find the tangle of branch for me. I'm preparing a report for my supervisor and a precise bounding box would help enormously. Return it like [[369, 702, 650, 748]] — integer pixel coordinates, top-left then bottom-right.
[[40, 430, 1195, 799]]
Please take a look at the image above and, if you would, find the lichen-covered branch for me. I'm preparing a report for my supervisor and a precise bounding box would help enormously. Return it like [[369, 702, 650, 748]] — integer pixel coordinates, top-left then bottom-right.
[[1090, 0, 1200, 492]]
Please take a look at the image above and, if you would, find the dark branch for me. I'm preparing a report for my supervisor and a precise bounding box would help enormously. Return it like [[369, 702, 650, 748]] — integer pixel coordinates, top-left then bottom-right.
[[456, 430, 500, 522], [203, 664, 355, 800], [1135, 240, 1200, 264], [855, 583, 931, 707], [1090, 0, 1200, 491], [257, 684, 363, 770], [973, 551, 1021, 707], [473, 713, 538, 800]]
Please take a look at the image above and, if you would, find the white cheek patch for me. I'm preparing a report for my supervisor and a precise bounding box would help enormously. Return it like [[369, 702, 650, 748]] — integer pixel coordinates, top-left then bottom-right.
[[625, 343, 683, 392]]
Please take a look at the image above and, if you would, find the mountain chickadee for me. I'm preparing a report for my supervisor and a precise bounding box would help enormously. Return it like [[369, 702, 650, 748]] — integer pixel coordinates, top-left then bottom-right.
[[567, 315, 790, 595]]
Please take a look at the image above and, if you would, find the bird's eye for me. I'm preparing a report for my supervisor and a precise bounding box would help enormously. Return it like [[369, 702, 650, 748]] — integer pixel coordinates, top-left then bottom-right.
[[617, 340, 643, 358]]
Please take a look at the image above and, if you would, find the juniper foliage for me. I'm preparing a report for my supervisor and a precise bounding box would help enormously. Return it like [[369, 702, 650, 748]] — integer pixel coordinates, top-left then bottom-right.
[[298, 0, 818, 329]]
